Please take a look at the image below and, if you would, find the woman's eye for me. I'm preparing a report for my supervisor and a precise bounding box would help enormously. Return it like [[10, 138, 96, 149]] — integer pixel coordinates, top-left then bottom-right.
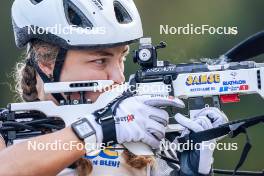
[[94, 59, 105, 65]]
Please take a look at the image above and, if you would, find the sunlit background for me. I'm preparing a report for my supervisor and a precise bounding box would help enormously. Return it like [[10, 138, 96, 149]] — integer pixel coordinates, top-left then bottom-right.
[[0, 0, 263, 174]]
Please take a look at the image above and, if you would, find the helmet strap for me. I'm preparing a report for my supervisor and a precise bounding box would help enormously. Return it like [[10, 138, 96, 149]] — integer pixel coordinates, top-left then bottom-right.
[[53, 48, 67, 82], [28, 48, 67, 104]]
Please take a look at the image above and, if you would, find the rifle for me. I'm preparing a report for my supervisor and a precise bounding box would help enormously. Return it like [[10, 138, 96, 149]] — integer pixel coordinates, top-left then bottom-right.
[[1, 31, 264, 175], [128, 32, 264, 175]]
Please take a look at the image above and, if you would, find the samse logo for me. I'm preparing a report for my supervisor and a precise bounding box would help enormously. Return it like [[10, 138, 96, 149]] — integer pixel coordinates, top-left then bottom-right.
[[186, 74, 220, 86]]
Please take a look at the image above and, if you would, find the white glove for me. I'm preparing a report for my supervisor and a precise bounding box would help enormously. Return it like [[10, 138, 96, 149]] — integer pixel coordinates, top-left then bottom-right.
[[81, 94, 185, 150], [115, 94, 185, 149], [193, 107, 229, 129], [174, 107, 228, 175]]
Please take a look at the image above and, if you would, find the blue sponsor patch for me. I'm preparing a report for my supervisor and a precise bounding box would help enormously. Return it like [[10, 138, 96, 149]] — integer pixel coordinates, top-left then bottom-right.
[[219, 87, 228, 92], [223, 80, 246, 86], [219, 86, 240, 92]]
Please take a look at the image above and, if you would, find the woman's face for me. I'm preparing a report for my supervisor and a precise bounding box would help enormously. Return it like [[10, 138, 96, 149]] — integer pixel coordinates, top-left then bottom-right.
[[41, 45, 129, 102]]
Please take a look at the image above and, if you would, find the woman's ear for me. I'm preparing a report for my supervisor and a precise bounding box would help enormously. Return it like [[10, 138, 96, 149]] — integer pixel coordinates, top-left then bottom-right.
[[37, 61, 55, 77]]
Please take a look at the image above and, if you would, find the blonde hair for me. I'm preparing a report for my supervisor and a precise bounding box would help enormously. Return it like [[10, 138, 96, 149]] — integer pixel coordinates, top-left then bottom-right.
[[14, 39, 154, 176]]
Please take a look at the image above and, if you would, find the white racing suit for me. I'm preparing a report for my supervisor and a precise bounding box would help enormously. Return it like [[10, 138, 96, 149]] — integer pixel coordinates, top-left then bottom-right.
[[58, 144, 151, 176], [57, 145, 211, 176]]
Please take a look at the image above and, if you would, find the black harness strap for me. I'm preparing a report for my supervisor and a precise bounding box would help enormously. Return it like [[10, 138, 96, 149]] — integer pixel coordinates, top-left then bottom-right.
[[232, 128, 252, 176], [176, 115, 264, 176], [93, 90, 134, 146], [177, 115, 264, 144]]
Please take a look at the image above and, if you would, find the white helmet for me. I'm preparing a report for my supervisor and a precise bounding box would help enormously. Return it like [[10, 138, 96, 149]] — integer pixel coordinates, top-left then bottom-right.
[[11, 0, 143, 103], [12, 0, 143, 49]]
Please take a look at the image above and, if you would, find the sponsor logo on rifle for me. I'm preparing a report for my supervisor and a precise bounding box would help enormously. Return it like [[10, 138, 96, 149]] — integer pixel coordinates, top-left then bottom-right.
[[223, 80, 246, 86], [146, 66, 176, 73], [219, 85, 249, 92], [239, 85, 249, 90], [190, 87, 216, 92], [186, 74, 220, 86]]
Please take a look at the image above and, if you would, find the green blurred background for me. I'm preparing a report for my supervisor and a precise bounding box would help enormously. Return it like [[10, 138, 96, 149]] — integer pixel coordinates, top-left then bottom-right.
[[0, 0, 263, 173]]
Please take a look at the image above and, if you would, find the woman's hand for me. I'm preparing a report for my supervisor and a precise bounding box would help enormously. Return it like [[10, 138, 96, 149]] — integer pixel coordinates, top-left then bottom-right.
[[174, 107, 228, 175], [115, 94, 184, 148], [87, 94, 185, 149]]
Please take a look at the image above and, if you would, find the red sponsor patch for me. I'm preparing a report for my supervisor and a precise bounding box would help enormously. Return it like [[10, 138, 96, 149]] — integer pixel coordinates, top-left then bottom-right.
[[239, 85, 249, 90]]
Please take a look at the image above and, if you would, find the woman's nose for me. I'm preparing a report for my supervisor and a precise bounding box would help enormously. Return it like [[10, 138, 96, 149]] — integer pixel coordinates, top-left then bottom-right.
[[107, 63, 125, 84]]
